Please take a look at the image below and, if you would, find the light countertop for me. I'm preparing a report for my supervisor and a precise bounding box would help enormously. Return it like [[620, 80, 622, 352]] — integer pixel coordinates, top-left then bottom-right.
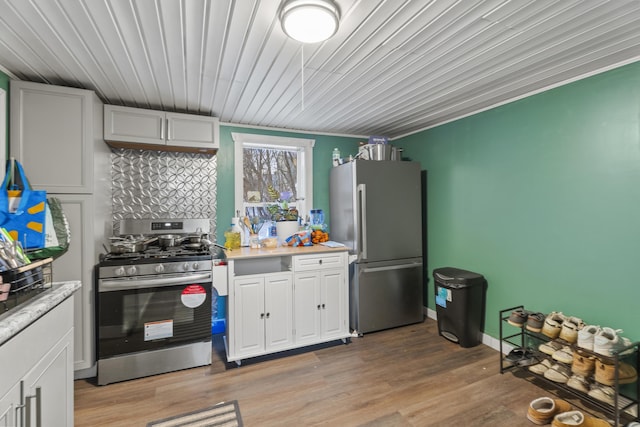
[[0, 281, 81, 346], [225, 244, 348, 260]]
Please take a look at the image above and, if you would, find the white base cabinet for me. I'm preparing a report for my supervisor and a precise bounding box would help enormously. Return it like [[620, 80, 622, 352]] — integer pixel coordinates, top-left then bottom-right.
[[0, 297, 74, 427], [234, 273, 293, 360], [226, 250, 350, 364]]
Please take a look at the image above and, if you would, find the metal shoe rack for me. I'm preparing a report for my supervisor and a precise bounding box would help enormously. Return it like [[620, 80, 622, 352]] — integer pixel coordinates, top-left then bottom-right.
[[499, 305, 640, 427]]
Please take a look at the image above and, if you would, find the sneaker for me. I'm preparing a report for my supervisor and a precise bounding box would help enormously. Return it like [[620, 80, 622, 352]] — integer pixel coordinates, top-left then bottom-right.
[[529, 359, 553, 375], [539, 340, 564, 356], [593, 327, 633, 357], [544, 363, 572, 383], [551, 410, 610, 427], [571, 351, 596, 377], [588, 383, 616, 405], [595, 359, 638, 386], [527, 396, 572, 425], [552, 346, 574, 364], [566, 374, 590, 393], [559, 316, 585, 344], [577, 325, 601, 350], [526, 312, 546, 333], [507, 308, 530, 328], [542, 312, 565, 339]]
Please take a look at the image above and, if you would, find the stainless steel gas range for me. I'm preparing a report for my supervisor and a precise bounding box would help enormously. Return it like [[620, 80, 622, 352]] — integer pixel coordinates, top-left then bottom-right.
[[96, 218, 222, 386]]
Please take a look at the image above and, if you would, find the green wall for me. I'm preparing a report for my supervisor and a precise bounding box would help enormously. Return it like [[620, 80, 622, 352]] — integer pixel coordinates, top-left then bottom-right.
[[216, 125, 361, 243], [398, 61, 640, 341]]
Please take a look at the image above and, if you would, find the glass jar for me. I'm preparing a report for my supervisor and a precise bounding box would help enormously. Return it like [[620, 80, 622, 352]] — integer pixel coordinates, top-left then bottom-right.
[[249, 234, 260, 249]]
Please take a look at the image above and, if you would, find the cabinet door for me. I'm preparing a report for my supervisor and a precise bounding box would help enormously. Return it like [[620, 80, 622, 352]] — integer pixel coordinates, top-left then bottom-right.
[[293, 272, 322, 345], [166, 112, 219, 150], [234, 276, 266, 358], [104, 105, 165, 145], [0, 381, 21, 427], [264, 274, 293, 351], [51, 195, 95, 371], [321, 268, 347, 339], [23, 329, 74, 427], [10, 81, 95, 193]]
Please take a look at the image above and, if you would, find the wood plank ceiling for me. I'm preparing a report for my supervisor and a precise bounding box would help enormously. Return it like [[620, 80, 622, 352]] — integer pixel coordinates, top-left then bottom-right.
[[1, 0, 639, 138]]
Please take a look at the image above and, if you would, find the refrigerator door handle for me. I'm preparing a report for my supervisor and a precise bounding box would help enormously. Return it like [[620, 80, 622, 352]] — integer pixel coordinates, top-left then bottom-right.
[[360, 261, 423, 274], [357, 183, 367, 259]]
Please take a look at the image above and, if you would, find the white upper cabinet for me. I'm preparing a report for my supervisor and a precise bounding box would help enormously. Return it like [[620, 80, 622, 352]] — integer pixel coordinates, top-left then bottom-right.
[[10, 81, 101, 193], [104, 105, 219, 153]]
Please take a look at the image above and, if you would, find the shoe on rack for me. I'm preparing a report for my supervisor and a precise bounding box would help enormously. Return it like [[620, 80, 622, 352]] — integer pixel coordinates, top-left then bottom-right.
[[544, 363, 572, 383], [566, 374, 590, 393], [507, 308, 530, 328], [593, 327, 633, 357], [529, 359, 553, 375], [527, 396, 572, 425], [577, 325, 601, 351], [559, 316, 585, 344], [587, 383, 616, 406], [526, 312, 546, 333], [540, 340, 564, 356], [505, 347, 539, 367], [595, 359, 638, 386], [551, 410, 611, 427], [542, 312, 566, 339], [552, 346, 574, 364], [571, 351, 596, 377]]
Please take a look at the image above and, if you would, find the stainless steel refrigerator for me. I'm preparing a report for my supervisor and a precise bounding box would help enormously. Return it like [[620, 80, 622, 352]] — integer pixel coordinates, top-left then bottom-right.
[[329, 159, 423, 334]]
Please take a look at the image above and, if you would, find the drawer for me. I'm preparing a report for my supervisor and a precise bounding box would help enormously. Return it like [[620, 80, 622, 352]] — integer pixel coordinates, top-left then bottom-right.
[[293, 253, 345, 272]]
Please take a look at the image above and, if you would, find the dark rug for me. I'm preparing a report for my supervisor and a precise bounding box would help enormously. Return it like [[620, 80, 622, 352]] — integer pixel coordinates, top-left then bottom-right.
[[147, 400, 243, 427]]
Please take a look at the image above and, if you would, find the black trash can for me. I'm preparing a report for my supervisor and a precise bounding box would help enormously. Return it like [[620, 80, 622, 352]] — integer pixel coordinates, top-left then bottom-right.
[[433, 267, 487, 348]]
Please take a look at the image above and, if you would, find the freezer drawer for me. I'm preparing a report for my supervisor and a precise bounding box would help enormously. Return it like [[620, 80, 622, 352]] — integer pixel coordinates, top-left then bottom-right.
[[351, 258, 423, 334]]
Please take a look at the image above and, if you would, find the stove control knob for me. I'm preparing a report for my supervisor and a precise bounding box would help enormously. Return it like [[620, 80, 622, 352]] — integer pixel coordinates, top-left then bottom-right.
[[183, 262, 191, 271], [115, 267, 125, 276], [192, 262, 199, 270], [155, 264, 164, 273], [127, 266, 137, 275]]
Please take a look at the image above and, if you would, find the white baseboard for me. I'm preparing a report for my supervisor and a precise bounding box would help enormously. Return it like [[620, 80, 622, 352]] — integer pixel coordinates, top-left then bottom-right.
[[423, 306, 512, 355]]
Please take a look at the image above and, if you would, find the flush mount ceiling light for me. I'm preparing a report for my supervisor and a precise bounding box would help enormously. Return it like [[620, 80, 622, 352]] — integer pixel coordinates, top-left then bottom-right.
[[280, 0, 340, 43]]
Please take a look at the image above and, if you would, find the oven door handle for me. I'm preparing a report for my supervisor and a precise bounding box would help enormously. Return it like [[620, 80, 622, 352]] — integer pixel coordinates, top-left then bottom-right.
[[99, 272, 212, 292]]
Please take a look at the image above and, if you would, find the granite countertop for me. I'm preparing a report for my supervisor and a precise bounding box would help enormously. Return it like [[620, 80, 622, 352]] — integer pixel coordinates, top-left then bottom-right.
[[225, 244, 348, 260], [0, 281, 81, 346]]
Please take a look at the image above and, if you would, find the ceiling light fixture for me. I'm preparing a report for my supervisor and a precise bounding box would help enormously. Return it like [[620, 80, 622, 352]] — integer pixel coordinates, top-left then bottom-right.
[[280, 0, 340, 43]]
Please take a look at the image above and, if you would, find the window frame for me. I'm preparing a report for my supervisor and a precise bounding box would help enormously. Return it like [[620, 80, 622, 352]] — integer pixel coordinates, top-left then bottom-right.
[[232, 132, 314, 219]]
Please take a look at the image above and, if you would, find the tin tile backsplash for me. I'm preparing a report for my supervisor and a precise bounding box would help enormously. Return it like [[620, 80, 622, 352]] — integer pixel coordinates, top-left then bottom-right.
[[111, 149, 217, 235]]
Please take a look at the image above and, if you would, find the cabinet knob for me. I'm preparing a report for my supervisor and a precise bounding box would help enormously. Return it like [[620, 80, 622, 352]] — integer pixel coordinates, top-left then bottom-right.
[[266, 312, 270, 318], [322, 304, 326, 309], [317, 304, 321, 310], [260, 313, 265, 319], [319, 259, 322, 264]]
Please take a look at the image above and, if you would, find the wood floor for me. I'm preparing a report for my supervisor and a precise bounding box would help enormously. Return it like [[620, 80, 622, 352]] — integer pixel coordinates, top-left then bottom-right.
[[74, 318, 569, 426]]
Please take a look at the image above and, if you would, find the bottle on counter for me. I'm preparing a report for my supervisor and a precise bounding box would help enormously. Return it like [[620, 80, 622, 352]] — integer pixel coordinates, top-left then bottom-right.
[[231, 217, 247, 246], [224, 225, 241, 249]]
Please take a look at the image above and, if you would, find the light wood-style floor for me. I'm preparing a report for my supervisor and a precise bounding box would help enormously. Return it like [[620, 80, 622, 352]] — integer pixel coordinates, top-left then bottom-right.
[[74, 318, 573, 426]]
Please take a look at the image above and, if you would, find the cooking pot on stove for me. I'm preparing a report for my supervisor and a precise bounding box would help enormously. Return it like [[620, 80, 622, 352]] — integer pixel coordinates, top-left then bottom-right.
[[108, 235, 158, 253], [157, 234, 186, 248]]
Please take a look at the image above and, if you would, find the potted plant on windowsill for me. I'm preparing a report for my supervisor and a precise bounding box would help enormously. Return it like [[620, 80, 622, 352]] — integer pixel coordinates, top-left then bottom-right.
[[266, 185, 299, 243]]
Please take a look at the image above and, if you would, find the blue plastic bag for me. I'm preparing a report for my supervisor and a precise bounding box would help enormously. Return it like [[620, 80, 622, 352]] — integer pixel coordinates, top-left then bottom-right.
[[0, 161, 47, 249]]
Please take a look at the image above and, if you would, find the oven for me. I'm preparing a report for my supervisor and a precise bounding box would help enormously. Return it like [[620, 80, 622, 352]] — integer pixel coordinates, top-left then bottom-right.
[[96, 218, 220, 385]]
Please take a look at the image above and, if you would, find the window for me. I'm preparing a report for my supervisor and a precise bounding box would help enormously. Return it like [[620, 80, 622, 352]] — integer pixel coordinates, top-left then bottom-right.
[[233, 133, 314, 230]]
